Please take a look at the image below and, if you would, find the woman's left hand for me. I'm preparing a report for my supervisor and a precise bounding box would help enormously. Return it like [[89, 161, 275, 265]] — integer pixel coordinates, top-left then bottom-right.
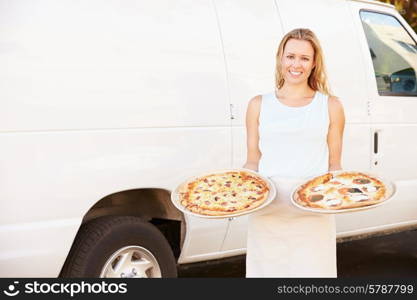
[[328, 165, 342, 171]]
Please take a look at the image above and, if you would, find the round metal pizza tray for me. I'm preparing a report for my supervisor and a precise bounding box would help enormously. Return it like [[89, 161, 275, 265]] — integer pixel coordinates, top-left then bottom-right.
[[290, 170, 396, 214], [171, 168, 276, 219]]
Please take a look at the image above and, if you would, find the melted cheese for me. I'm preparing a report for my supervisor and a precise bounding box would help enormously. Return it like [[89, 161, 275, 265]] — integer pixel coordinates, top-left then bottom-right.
[[351, 194, 369, 202], [364, 185, 377, 192], [312, 184, 325, 192], [326, 198, 342, 206]]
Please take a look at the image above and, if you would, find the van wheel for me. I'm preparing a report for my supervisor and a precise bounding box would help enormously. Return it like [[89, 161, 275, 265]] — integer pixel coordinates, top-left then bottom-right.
[[61, 216, 177, 278]]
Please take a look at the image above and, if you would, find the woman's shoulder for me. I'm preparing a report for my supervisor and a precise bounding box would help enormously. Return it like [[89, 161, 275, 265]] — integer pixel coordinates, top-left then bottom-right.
[[248, 91, 275, 105], [246, 95, 262, 115], [326, 94, 345, 122], [316, 91, 343, 107], [327, 95, 343, 110], [249, 94, 262, 104]]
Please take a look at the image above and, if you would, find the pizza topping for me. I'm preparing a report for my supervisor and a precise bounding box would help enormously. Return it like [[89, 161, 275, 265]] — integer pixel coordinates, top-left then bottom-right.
[[309, 194, 324, 202], [353, 178, 371, 184], [326, 198, 342, 206], [363, 185, 377, 192], [337, 188, 350, 195], [329, 180, 341, 185], [348, 188, 363, 193], [311, 184, 325, 192], [338, 187, 362, 194], [351, 194, 370, 202]]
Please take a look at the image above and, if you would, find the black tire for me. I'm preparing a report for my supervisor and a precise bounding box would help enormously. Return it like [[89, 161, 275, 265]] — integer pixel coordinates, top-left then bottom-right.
[[60, 216, 177, 278]]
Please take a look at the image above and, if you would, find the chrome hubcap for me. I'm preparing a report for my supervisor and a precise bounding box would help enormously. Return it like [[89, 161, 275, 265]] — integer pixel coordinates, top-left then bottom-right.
[[100, 246, 161, 278]]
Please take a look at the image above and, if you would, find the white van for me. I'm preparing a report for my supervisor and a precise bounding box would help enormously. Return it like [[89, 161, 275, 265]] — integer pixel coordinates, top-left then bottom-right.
[[1, 0, 416, 277]]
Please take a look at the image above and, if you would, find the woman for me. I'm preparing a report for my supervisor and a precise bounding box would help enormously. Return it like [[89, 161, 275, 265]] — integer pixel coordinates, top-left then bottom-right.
[[243, 28, 345, 277]]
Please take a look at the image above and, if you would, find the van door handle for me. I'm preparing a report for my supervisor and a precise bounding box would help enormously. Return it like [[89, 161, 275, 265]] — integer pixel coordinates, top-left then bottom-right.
[[374, 132, 378, 154]]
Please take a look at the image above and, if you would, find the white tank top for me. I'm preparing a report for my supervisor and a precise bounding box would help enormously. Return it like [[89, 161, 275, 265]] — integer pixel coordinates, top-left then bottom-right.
[[258, 91, 329, 179]]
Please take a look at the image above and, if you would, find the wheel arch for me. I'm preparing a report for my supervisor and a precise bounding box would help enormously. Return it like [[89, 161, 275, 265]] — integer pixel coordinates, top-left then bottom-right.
[[60, 188, 186, 277]]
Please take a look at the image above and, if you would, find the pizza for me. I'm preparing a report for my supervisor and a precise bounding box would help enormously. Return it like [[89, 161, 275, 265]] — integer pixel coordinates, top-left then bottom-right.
[[296, 171, 387, 210], [178, 170, 270, 216]]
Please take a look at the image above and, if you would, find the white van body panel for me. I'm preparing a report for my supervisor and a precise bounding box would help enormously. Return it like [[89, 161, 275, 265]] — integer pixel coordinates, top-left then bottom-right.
[[1, 0, 233, 275], [1, 0, 231, 130], [0, 219, 80, 277], [1, 0, 416, 275]]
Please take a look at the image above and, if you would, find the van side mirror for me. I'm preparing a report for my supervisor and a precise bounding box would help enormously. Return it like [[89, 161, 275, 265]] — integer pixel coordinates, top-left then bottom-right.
[[390, 68, 416, 93]]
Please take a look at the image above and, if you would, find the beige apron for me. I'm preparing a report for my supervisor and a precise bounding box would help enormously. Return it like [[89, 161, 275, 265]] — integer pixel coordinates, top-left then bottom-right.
[[246, 176, 337, 278]]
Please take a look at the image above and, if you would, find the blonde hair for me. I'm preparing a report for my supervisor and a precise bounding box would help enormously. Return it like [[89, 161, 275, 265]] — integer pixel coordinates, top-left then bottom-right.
[[275, 28, 332, 96]]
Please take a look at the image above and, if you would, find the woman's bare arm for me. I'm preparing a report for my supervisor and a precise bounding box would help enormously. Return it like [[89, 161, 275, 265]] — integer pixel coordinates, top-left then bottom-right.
[[243, 95, 262, 171], [327, 96, 345, 171]]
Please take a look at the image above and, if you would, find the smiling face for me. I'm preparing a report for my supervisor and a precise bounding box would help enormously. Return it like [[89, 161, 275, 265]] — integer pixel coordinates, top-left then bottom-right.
[[281, 38, 316, 86]]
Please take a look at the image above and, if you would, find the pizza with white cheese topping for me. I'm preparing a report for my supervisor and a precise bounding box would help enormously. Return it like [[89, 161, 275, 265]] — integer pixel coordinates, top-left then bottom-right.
[[296, 172, 386, 210]]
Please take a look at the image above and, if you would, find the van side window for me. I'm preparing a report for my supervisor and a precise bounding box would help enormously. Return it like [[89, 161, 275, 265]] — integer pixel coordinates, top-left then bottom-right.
[[360, 11, 417, 96]]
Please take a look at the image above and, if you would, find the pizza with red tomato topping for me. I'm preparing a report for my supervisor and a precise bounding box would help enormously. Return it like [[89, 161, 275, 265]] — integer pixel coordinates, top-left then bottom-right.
[[178, 170, 270, 216]]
